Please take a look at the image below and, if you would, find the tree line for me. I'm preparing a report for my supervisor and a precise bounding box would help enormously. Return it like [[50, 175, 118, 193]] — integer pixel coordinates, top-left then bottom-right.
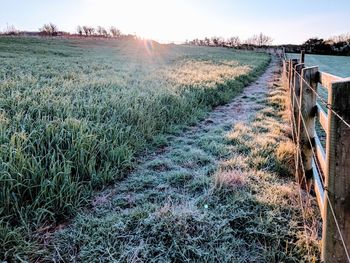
[[186, 33, 273, 47], [301, 35, 350, 56], [1, 24, 349, 56], [0, 23, 128, 38], [278, 34, 350, 56], [75, 25, 121, 38], [188, 32, 350, 56]]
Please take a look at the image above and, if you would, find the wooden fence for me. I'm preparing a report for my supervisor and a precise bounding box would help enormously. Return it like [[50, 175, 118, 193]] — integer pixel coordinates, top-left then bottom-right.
[[282, 51, 350, 262]]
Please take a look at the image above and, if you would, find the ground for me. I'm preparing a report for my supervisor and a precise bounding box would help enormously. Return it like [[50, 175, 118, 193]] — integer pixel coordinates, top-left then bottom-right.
[[0, 38, 269, 261], [44, 57, 321, 262]]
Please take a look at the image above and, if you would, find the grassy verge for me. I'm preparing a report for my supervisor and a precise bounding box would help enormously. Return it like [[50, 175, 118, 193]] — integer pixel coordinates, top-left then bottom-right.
[[44, 59, 320, 262], [0, 38, 269, 261]]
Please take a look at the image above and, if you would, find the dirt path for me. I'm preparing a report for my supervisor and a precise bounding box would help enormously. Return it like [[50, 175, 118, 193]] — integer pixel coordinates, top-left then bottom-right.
[[48, 57, 320, 262], [91, 57, 276, 209], [185, 57, 272, 133]]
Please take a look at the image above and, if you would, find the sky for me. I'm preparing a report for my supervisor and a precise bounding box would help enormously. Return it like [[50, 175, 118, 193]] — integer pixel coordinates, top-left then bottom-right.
[[0, 0, 349, 44]]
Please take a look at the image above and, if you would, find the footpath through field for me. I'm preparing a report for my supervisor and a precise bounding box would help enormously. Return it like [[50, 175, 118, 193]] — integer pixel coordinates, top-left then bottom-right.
[[48, 57, 320, 262]]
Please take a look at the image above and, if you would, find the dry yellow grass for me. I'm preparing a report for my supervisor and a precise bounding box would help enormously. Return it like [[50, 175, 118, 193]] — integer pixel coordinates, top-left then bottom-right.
[[214, 169, 246, 190], [276, 140, 296, 174]]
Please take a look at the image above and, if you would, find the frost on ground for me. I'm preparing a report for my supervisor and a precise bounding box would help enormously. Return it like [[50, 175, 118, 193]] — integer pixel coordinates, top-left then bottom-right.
[[0, 38, 270, 261], [47, 57, 321, 262]]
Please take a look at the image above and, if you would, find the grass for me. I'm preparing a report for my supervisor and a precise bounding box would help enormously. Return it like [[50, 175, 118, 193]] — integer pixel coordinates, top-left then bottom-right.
[[285, 53, 341, 149], [41, 60, 321, 262], [0, 37, 270, 261], [286, 53, 350, 78]]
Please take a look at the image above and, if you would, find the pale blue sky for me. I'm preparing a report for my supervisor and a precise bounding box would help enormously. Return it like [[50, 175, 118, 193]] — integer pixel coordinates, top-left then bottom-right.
[[0, 0, 349, 44]]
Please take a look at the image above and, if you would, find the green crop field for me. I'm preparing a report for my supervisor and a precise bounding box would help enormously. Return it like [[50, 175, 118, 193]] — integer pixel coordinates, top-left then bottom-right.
[[0, 37, 269, 260]]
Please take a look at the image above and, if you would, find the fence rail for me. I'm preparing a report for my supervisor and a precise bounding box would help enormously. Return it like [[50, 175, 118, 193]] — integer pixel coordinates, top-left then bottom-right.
[[281, 51, 350, 263]]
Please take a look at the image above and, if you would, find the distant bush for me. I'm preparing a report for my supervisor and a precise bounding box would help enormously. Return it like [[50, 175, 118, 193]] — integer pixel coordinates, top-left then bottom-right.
[[0, 25, 19, 35], [39, 23, 58, 36], [284, 34, 350, 56]]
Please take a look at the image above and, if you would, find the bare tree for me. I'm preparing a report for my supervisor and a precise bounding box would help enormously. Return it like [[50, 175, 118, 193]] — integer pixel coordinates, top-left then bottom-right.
[[189, 38, 200, 45], [39, 23, 58, 36], [39, 24, 50, 35], [82, 26, 94, 36], [110, 26, 121, 38], [96, 26, 109, 37], [77, 25, 83, 36], [329, 33, 350, 44], [102, 28, 108, 37], [245, 33, 272, 46], [211, 37, 219, 46], [228, 36, 241, 47], [256, 33, 273, 46], [245, 36, 257, 46], [96, 26, 103, 36], [217, 37, 225, 46], [4, 24, 19, 35], [88, 27, 95, 36], [82, 26, 89, 36]]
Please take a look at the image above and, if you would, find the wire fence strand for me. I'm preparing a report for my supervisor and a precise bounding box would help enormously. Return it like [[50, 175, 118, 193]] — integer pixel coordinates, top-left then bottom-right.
[[291, 86, 350, 262], [284, 53, 350, 128], [288, 66, 350, 262], [289, 82, 313, 260], [290, 59, 350, 130]]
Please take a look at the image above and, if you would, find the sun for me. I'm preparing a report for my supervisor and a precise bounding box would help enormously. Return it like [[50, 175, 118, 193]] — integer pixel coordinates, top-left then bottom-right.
[[81, 0, 198, 43]]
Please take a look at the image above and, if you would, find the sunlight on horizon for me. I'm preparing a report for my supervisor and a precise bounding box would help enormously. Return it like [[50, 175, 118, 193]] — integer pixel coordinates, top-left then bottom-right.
[[80, 0, 202, 43], [0, 0, 349, 44]]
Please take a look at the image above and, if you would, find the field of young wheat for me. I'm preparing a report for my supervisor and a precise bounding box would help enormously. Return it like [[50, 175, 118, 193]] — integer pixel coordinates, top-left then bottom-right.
[[0, 37, 269, 259]]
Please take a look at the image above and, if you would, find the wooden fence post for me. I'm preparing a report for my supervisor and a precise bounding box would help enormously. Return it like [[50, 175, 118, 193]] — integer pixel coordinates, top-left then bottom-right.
[[300, 50, 305, 64], [293, 63, 304, 182], [284, 60, 290, 86], [288, 59, 294, 140], [322, 79, 350, 262], [298, 66, 318, 189], [288, 59, 300, 168], [288, 59, 293, 92], [289, 59, 299, 113]]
